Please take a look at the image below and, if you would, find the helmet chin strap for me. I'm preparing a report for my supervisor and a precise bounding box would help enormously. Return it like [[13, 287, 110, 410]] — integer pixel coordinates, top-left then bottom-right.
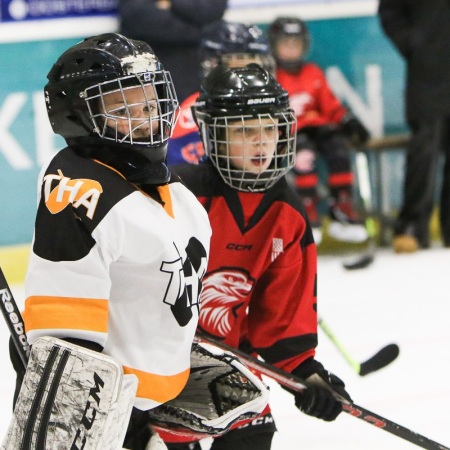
[[67, 137, 171, 185]]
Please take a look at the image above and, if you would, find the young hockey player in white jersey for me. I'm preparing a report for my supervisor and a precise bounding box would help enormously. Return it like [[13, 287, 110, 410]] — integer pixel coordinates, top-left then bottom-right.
[[3, 33, 216, 450]]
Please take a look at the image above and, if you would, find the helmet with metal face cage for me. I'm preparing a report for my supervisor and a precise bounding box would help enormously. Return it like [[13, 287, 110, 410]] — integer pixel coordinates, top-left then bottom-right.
[[192, 63, 297, 192], [44, 33, 179, 184], [200, 20, 276, 76], [268, 17, 311, 73]]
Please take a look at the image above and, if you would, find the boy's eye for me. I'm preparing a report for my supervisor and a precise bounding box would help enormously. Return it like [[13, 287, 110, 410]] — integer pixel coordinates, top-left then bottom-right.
[[143, 103, 156, 114], [233, 127, 250, 134], [147, 101, 158, 113], [114, 106, 127, 116]]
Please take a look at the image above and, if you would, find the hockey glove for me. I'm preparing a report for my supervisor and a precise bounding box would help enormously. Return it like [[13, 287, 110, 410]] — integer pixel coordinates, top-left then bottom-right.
[[341, 112, 370, 147], [292, 358, 352, 422]]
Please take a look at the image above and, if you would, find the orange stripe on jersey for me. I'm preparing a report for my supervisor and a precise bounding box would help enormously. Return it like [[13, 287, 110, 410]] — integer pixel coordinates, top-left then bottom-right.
[[123, 365, 190, 403], [157, 185, 174, 218], [24, 296, 108, 333], [328, 172, 354, 186]]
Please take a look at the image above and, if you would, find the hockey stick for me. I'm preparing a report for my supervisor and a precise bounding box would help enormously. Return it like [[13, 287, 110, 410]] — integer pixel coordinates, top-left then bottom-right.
[[0, 269, 448, 449], [195, 332, 450, 450], [0, 268, 29, 367], [318, 317, 399, 376], [342, 151, 376, 270]]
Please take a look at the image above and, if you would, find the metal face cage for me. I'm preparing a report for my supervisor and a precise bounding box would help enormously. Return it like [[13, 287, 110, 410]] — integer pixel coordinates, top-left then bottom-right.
[[83, 71, 179, 146], [200, 111, 297, 192]]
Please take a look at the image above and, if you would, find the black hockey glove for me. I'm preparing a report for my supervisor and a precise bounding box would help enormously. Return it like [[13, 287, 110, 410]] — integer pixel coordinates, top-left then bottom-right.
[[341, 112, 370, 147], [292, 358, 352, 422]]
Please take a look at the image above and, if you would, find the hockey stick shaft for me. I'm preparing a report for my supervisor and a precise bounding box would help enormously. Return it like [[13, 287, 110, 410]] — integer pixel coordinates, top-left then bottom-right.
[[318, 317, 360, 373], [0, 268, 29, 367], [195, 332, 449, 450]]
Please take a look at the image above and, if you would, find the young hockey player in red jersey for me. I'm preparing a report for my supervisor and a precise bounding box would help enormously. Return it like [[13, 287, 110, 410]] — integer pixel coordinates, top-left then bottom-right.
[[268, 17, 370, 245], [166, 20, 276, 166], [3, 33, 214, 450], [161, 64, 352, 450]]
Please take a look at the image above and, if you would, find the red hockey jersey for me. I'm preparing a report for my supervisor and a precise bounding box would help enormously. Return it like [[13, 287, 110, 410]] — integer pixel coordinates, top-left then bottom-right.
[[276, 62, 347, 129], [175, 162, 318, 374]]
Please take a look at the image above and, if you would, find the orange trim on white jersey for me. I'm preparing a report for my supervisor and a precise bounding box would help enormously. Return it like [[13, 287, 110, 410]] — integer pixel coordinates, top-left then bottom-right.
[[123, 365, 190, 404], [24, 295, 108, 333]]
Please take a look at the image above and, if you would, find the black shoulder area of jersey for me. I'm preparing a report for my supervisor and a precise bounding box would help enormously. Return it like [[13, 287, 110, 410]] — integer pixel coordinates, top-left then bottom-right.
[[171, 161, 222, 197], [33, 147, 137, 262]]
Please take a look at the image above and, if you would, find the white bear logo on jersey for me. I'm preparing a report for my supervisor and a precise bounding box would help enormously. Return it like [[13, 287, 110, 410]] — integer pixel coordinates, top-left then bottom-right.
[[199, 269, 255, 337]]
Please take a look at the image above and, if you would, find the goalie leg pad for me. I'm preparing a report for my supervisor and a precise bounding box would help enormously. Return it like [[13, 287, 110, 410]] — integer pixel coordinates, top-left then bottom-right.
[[1, 336, 138, 450], [148, 342, 269, 439]]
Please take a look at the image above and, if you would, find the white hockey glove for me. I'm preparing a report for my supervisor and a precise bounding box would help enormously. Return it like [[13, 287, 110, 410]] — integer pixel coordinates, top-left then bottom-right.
[[148, 342, 270, 439], [2, 336, 138, 450]]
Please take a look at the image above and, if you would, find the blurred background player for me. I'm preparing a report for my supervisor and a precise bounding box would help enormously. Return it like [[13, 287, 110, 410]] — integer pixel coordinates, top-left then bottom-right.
[[118, 0, 228, 103], [6, 33, 211, 450], [268, 16, 370, 245], [163, 63, 352, 449], [167, 20, 276, 165]]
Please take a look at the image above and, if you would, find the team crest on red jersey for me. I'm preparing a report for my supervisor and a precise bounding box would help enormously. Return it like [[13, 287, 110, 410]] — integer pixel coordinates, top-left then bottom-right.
[[199, 269, 255, 337]]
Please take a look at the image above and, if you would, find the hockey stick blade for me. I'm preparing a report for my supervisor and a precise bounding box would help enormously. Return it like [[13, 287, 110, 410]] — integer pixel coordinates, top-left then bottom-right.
[[342, 253, 374, 270], [319, 318, 398, 376], [359, 343, 400, 376], [342, 236, 375, 271], [195, 333, 450, 450]]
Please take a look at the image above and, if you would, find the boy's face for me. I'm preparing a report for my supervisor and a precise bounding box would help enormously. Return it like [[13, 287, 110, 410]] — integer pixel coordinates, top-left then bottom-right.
[[275, 36, 305, 62], [100, 84, 159, 140], [221, 117, 279, 174]]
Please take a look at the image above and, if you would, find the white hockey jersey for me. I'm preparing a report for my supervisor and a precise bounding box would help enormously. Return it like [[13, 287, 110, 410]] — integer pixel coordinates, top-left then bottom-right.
[[23, 147, 211, 410]]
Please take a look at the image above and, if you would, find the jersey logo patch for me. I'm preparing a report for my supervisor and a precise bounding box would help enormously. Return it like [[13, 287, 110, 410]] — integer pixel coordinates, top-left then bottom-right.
[[290, 92, 313, 117], [161, 237, 208, 327], [199, 268, 255, 337], [272, 238, 284, 262], [181, 141, 205, 164], [43, 170, 103, 219]]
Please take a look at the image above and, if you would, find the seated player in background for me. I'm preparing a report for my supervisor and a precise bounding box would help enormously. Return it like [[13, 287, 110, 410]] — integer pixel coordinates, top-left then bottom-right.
[[162, 63, 352, 450], [166, 19, 276, 166], [4, 33, 212, 450], [268, 16, 370, 245]]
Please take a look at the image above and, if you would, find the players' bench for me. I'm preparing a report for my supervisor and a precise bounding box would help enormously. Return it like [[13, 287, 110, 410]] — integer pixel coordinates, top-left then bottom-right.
[[361, 133, 410, 245]]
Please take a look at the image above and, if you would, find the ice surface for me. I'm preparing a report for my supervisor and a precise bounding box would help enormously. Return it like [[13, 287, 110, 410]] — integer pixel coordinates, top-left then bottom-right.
[[1, 246, 449, 449]]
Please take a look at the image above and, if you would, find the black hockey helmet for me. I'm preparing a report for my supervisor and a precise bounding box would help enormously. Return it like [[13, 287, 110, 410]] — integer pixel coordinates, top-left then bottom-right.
[[268, 17, 311, 73], [199, 20, 275, 76], [44, 33, 179, 184], [192, 63, 297, 192]]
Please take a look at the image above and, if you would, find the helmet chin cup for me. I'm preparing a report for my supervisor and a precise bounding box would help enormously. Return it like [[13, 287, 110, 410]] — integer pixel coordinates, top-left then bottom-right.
[[67, 138, 171, 185]]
